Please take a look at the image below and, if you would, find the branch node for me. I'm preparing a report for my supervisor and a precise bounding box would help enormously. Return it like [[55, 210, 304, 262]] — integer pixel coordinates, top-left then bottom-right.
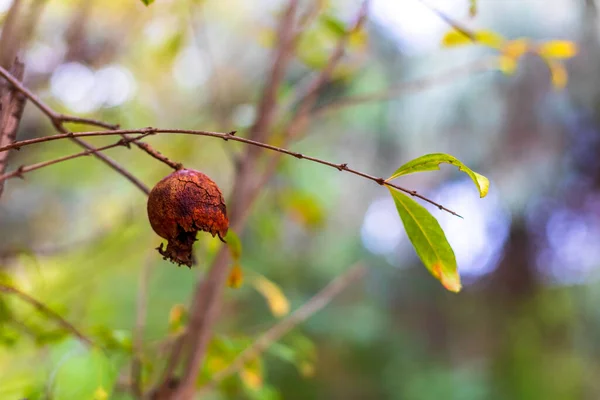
[[337, 163, 348, 171], [293, 152, 303, 159], [375, 178, 385, 185]]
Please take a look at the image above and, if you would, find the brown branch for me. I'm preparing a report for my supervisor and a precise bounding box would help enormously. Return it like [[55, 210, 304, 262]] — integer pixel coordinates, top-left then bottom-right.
[[198, 263, 367, 394], [0, 132, 154, 184], [0, 59, 26, 197], [155, 2, 303, 398], [0, 283, 93, 346]]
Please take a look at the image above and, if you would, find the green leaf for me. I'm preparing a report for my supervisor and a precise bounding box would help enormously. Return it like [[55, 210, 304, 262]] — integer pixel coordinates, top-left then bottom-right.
[[140, 0, 154, 5], [225, 230, 242, 261], [386, 153, 489, 198], [388, 188, 461, 292], [49, 339, 117, 400]]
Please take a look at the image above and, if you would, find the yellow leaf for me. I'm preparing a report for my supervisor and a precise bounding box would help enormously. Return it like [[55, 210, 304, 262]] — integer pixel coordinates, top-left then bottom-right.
[[502, 38, 529, 59], [538, 40, 578, 59], [498, 55, 518, 75], [474, 30, 504, 49], [442, 29, 504, 49], [300, 361, 316, 377], [432, 263, 462, 293], [93, 387, 108, 400], [546, 59, 568, 89], [169, 304, 187, 333], [240, 362, 263, 390], [251, 276, 290, 317], [441, 30, 472, 47], [227, 264, 244, 288]]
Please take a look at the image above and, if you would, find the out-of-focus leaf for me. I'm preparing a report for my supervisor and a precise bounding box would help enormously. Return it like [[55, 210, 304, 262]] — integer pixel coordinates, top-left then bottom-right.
[[225, 230, 242, 260], [321, 13, 346, 37], [169, 304, 187, 333], [469, 0, 477, 17], [49, 339, 117, 400], [386, 153, 489, 198], [442, 29, 503, 49], [544, 59, 569, 89], [538, 40, 578, 59], [502, 38, 529, 59], [388, 188, 461, 292], [227, 264, 244, 289], [140, 0, 155, 5], [441, 30, 472, 47], [93, 386, 108, 400], [475, 30, 504, 48], [282, 191, 326, 229], [272, 334, 318, 377], [498, 55, 518, 75], [240, 358, 263, 390], [299, 361, 315, 377], [90, 327, 132, 353], [251, 276, 290, 317]]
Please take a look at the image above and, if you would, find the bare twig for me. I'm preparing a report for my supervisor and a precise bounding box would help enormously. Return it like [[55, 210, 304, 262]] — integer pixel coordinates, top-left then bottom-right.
[[0, 132, 154, 184], [0, 59, 26, 197], [198, 263, 367, 394], [417, 0, 476, 41], [132, 258, 154, 399], [0, 283, 93, 346]]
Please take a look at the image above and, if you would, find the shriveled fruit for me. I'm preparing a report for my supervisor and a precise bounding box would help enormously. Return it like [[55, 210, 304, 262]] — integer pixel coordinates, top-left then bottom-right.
[[147, 169, 228, 267]]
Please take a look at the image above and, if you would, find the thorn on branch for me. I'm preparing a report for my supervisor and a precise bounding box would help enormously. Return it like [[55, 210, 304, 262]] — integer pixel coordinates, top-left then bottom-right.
[[337, 163, 348, 171], [118, 138, 132, 149], [15, 165, 24, 179], [222, 131, 237, 142]]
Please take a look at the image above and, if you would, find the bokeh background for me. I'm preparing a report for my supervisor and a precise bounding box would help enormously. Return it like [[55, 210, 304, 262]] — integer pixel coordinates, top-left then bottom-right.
[[0, 0, 596, 399]]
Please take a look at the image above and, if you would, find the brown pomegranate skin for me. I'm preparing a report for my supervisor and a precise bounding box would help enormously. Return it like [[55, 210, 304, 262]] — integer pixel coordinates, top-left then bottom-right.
[[147, 169, 228, 267]]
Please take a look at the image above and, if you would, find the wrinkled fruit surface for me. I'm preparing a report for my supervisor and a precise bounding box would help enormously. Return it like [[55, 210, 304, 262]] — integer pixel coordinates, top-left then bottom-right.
[[147, 169, 229, 267]]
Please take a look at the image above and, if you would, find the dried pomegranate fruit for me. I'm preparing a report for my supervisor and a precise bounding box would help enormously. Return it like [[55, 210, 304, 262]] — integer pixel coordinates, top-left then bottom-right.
[[147, 169, 228, 267]]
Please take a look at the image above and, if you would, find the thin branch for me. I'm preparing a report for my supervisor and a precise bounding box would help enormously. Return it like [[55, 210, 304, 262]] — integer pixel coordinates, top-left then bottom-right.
[[0, 283, 93, 346], [0, 132, 154, 184], [312, 57, 496, 118], [132, 258, 154, 399], [198, 263, 367, 394], [1, 127, 461, 217], [5, 131, 462, 221]]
